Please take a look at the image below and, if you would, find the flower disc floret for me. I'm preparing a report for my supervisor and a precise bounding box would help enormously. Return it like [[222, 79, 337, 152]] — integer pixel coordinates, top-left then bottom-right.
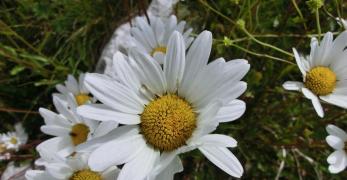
[[305, 66, 336, 96], [70, 169, 102, 180], [70, 123, 90, 146], [140, 94, 196, 151], [75, 94, 91, 106], [150, 46, 167, 56]]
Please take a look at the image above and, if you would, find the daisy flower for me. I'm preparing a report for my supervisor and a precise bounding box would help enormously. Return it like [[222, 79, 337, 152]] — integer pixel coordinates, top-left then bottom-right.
[[283, 31, 347, 117], [96, 0, 180, 73], [1, 123, 28, 151], [325, 124, 347, 173], [77, 31, 249, 179], [38, 94, 117, 158], [26, 153, 119, 180], [130, 15, 193, 64], [56, 73, 95, 108]]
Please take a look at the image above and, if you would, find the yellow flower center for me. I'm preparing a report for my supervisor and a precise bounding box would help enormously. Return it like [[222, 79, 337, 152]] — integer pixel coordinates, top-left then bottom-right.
[[70, 169, 102, 180], [140, 94, 197, 152], [70, 123, 90, 146], [150, 46, 167, 56], [305, 66, 336, 96], [10, 137, 18, 145], [75, 94, 91, 106]]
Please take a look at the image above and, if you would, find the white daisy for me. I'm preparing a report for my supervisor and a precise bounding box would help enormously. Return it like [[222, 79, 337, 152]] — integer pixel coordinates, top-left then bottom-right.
[[1, 123, 28, 151], [25, 153, 119, 180], [325, 124, 347, 173], [130, 15, 193, 64], [38, 94, 117, 158], [283, 31, 347, 117], [77, 31, 249, 179], [96, 0, 180, 73], [336, 17, 347, 30], [56, 73, 95, 108]]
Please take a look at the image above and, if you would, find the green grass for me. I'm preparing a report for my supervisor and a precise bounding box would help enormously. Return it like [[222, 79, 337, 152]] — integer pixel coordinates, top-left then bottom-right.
[[1, 0, 347, 179]]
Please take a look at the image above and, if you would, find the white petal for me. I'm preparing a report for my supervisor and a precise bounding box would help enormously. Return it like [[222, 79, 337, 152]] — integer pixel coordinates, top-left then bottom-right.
[[84, 73, 144, 114], [326, 135, 345, 150], [164, 31, 185, 93], [40, 125, 70, 137], [293, 48, 307, 76], [316, 32, 333, 66], [302, 88, 324, 117], [102, 166, 120, 180], [326, 124, 347, 141], [53, 95, 79, 122], [179, 31, 212, 95], [320, 94, 347, 109], [118, 145, 159, 180], [216, 100, 246, 123], [46, 163, 73, 179], [198, 134, 237, 148], [66, 75, 79, 94], [93, 121, 119, 138], [151, 156, 183, 180], [77, 104, 140, 124], [113, 51, 141, 91], [25, 170, 57, 180], [89, 134, 146, 171], [282, 81, 304, 91], [39, 108, 71, 128], [129, 49, 167, 95], [76, 125, 139, 152], [328, 153, 347, 174], [199, 146, 243, 178], [327, 150, 345, 164]]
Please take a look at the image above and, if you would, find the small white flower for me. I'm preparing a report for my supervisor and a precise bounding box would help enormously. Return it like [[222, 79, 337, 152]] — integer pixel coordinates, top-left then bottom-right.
[[325, 124, 347, 174], [96, 0, 180, 73], [38, 95, 117, 159], [77, 31, 249, 179], [336, 17, 347, 30], [283, 31, 347, 117], [25, 153, 119, 180], [56, 73, 95, 108], [1, 123, 28, 151], [130, 15, 193, 64], [1, 161, 29, 180]]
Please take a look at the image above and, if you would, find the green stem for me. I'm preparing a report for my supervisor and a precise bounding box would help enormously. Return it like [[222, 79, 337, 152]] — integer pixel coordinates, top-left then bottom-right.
[[315, 9, 321, 40], [241, 28, 294, 57], [291, 0, 307, 30], [230, 43, 295, 65]]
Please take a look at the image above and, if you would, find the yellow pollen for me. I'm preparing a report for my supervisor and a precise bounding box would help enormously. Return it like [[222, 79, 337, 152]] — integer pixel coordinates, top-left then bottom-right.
[[150, 46, 167, 56], [140, 94, 197, 152], [305, 66, 336, 96], [75, 94, 91, 106], [70, 123, 90, 146], [10, 137, 18, 145], [69, 169, 102, 180]]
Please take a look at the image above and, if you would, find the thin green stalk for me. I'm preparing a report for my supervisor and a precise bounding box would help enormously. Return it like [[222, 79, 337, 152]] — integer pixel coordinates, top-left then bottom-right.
[[241, 28, 294, 57], [230, 43, 295, 65], [315, 9, 321, 40], [291, 0, 307, 30]]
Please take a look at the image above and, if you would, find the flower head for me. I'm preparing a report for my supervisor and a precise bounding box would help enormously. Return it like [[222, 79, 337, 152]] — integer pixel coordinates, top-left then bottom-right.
[[283, 31, 347, 117], [0, 123, 28, 152], [25, 153, 119, 180], [77, 31, 249, 179]]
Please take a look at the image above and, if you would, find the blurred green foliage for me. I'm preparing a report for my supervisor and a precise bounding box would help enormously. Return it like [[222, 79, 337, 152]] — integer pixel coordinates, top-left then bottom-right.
[[1, 0, 347, 179]]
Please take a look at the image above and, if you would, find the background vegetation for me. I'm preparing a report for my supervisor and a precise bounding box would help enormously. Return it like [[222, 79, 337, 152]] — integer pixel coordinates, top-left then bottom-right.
[[0, 0, 346, 179]]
